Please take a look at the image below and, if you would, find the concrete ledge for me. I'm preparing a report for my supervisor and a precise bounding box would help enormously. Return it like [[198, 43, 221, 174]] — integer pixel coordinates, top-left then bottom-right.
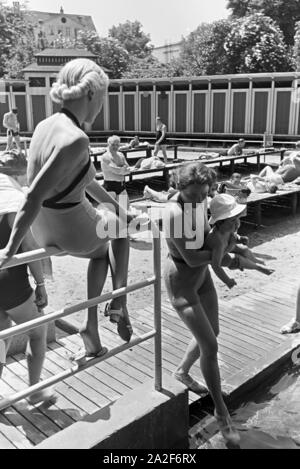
[[35, 374, 189, 449], [7, 307, 56, 357], [218, 335, 300, 403]]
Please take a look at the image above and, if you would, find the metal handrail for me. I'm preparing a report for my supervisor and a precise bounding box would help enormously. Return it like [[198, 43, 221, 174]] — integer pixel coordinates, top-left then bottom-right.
[[0, 221, 162, 410]]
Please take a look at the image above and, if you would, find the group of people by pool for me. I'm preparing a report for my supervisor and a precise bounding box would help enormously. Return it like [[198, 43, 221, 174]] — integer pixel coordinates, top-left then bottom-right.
[[1, 58, 300, 446]]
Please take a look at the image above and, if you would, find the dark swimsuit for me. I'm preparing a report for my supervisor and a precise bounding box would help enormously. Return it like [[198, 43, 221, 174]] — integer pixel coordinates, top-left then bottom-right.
[[156, 127, 167, 145]]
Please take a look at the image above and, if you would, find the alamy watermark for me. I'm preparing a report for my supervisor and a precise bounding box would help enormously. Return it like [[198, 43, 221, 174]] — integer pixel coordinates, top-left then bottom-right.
[[95, 194, 204, 249]]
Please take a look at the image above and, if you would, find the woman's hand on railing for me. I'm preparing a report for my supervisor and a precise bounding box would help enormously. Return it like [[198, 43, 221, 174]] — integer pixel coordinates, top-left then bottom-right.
[[35, 284, 48, 309]]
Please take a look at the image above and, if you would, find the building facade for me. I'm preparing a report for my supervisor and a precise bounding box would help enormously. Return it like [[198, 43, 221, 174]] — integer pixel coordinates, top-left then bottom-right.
[[24, 5, 97, 49], [152, 42, 182, 64]]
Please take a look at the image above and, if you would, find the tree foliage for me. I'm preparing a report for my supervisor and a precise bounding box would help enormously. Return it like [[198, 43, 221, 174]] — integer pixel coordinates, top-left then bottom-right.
[[109, 20, 153, 58], [122, 55, 183, 79], [0, 1, 37, 78], [224, 13, 292, 73], [227, 0, 300, 45], [294, 21, 300, 71], [75, 31, 129, 79], [178, 20, 232, 76]]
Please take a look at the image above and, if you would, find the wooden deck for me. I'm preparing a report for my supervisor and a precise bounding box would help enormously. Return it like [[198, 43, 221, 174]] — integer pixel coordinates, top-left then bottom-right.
[[0, 276, 299, 448]]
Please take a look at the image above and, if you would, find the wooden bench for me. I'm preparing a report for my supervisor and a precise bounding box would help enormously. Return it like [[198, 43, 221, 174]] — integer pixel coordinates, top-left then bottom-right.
[[244, 185, 300, 227], [94, 149, 285, 189]]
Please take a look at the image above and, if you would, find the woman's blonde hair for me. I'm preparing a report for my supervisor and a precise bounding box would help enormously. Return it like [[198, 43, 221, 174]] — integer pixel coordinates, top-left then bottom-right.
[[50, 58, 109, 104], [107, 135, 121, 146]]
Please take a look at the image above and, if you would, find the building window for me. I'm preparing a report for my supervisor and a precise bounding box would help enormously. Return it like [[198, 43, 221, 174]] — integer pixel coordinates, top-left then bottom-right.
[[49, 77, 57, 87], [66, 27, 70, 37], [29, 77, 46, 87], [61, 17, 67, 23]]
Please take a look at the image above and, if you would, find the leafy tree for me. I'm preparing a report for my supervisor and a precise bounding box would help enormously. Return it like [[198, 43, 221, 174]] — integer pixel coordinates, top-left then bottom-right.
[[224, 13, 293, 73], [122, 55, 183, 79], [75, 31, 129, 78], [109, 20, 153, 58], [0, 1, 37, 78], [178, 19, 232, 76], [0, 5, 14, 76], [227, 0, 300, 45], [294, 21, 300, 71]]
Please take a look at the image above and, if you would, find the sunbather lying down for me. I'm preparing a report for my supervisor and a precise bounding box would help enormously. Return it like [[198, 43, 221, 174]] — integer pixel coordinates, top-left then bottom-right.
[[134, 155, 165, 170], [143, 180, 219, 203]]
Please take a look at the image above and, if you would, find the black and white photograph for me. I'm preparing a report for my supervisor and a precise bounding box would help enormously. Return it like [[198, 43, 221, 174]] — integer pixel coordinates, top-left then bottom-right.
[[0, 0, 300, 452]]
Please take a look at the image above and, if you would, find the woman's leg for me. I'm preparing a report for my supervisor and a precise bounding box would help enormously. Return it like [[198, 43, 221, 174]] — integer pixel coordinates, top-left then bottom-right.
[[0, 309, 12, 378], [175, 274, 219, 378], [161, 146, 168, 163], [176, 301, 228, 417], [109, 238, 130, 312], [80, 245, 110, 354], [153, 144, 159, 157], [7, 294, 56, 404], [259, 166, 274, 178], [281, 283, 300, 333]]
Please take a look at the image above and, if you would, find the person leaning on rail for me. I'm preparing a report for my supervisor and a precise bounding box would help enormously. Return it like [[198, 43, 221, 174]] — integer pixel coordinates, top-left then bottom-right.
[[0, 151, 57, 406], [0, 59, 142, 363]]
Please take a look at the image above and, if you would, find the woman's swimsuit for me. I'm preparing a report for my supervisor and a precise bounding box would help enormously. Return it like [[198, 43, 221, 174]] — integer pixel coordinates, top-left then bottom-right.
[[156, 127, 167, 145], [31, 109, 110, 256], [163, 194, 215, 308]]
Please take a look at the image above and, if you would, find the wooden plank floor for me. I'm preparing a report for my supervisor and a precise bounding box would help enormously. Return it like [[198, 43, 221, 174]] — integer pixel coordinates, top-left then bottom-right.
[[0, 276, 298, 448]]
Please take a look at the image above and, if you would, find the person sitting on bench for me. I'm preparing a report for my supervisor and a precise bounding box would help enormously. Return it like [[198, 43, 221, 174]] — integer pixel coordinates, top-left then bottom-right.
[[218, 172, 251, 202], [227, 139, 246, 157]]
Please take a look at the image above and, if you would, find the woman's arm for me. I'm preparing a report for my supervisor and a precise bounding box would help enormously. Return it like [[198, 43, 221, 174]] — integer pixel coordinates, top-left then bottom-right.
[[3, 137, 87, 260], [86, 180, 131, 221]]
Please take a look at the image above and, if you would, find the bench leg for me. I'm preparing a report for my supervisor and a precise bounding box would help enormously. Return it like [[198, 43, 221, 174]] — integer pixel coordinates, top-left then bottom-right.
[[163, 168, 169, 189], [255, 202, 262, 228], [291, 193, 297, 216], [257, 155, 260, 171], [173, 146, 178, 162]]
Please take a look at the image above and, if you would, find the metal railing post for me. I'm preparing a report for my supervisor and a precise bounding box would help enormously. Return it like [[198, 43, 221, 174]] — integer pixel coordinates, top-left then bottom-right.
[[151, 222, 162, 391]]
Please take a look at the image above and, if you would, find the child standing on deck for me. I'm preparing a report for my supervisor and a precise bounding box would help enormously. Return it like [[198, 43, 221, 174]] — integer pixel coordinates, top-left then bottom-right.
[[204, 194, 274, 289]]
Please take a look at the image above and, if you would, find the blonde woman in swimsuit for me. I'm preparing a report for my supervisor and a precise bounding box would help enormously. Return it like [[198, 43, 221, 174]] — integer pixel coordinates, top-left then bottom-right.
[[0, 59, 136, 361]]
